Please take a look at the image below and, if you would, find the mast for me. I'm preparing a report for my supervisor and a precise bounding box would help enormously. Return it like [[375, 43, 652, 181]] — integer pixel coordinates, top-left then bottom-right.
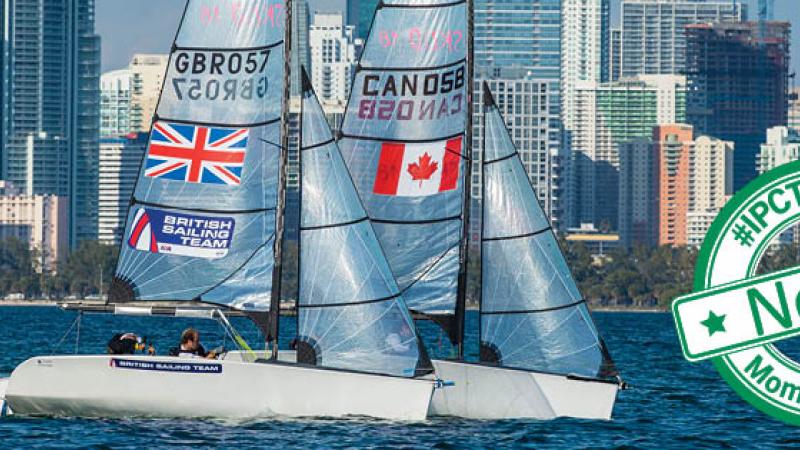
[[269, 0, 293, 359], [452, 0, 475, 359]]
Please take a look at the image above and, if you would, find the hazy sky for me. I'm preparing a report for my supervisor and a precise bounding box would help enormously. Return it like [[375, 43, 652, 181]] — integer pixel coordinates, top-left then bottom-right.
[[98, 0, 800, 75]]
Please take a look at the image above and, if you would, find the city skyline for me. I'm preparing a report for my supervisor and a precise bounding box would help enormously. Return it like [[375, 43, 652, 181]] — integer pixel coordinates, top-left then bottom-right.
[[98, 0, 800, 74]]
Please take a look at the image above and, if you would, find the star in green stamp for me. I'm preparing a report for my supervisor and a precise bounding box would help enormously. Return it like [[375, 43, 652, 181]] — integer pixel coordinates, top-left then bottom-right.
[[672, 160, 800, 426], [700, 311, 726, 336]]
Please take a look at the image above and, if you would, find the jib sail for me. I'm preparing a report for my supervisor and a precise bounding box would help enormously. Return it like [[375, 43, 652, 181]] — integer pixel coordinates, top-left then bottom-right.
[[109, 0, 288, 313], [296, 69, 432, 377], [479, 84, 617, 379], [338, 0, 470, 343]]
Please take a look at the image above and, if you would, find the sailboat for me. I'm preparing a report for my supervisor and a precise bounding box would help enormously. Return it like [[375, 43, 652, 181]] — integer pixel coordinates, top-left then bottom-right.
[[428, 84, 621, 420], [338, 0, 622, 419], [1, 0, 436, 420]]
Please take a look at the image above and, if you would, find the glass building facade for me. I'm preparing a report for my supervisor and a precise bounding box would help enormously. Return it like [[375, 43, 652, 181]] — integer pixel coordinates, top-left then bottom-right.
[[1, 0, 101, 246]]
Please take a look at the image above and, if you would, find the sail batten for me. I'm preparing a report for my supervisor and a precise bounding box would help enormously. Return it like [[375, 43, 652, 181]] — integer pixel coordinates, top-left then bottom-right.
[[298, 68, 432, 377], [110, 0, 288, 313], [480, 83, 617, 379], [339, 0, 469, 336]]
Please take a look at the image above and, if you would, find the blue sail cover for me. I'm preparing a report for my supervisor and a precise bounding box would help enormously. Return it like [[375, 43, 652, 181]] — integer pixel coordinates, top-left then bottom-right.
[[297, 71, 432, 377], [338, 0, 469, 320], [480, 85, 616, 378], [109, 0, 287, 312]]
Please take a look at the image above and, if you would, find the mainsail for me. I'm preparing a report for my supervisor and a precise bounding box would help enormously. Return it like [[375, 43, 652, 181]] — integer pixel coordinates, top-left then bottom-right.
[[297, 69, 432, 377], [338, 0, 470, 343], [480, 84, 617, 379], [109, 0, 288, 314]]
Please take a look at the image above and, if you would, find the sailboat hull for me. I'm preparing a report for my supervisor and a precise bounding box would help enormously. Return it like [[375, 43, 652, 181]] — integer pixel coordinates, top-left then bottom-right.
[[429, 360, 619, 420], [0, 378, 9, 417], [5, 355, 434, 420]]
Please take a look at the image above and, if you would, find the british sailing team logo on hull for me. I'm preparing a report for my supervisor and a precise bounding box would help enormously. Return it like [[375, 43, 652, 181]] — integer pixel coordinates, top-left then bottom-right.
[[373, 136, 461, 197], [128, 208, 235, 259], [145, 121, 248, 186]]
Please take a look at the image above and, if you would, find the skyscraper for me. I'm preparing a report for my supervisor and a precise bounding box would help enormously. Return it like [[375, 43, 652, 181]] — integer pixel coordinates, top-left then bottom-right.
[[475, 73, 562, 227], [620, 0, 745, 78], [569, 75, 686, 230], [100, 69, 132, 137], [98, 133, 147, 245], [610, 27, 622, 82], [291, 0, 310, 97], [128, 54, 167, 133], [1, 0, 101, 246], [789, 88, 800, 133], [474, 0, 563, 225], [686, 21, 791, 190], [309, 12, 357, 110]]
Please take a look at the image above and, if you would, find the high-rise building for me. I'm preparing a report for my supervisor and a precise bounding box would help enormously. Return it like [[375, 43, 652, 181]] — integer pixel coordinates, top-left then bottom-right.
[[474, 73, 561, 227], [128, 54, 168, 133], [100, 69, 132, 137], [568, 75, 686, 230], [619, 138, 657, 247], [0, 181, 68, 271], [620, 0, 745, 78], [610, 27, 622, 82], [474, 0, 563, 225], [655, 125, 693, 246], [758, 126, 800, 173], [1, 0, 101, 246], [309, 12, 357, 110], [97, 134, 147, 245], [686, 21, 790, 190], [789, 88, 800, 133], [653, 124, 733, 247]]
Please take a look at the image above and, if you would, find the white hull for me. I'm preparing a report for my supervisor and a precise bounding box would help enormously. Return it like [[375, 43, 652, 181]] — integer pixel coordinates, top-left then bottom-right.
[[5, 355, 433, 420], [429, 360, 619, 420], [0, 377, 9, 416]]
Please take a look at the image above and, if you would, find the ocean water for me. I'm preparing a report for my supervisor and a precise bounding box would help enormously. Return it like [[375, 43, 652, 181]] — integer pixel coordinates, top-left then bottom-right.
[[1, 307, 799, 449]]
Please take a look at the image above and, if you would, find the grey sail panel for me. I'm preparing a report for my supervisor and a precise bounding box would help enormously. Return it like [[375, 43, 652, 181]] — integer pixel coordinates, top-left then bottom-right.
[[480, 84, 616, 378], [338, 0, 468, 320], [110, 0, 287, 312], [298, 70, 432, 377]]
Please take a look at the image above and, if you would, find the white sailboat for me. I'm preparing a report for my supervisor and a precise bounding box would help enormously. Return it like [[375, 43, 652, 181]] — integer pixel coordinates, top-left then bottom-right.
[[1, 0, 436, 421], [338, 0, 623, 419], [429, 84, 621, 420]]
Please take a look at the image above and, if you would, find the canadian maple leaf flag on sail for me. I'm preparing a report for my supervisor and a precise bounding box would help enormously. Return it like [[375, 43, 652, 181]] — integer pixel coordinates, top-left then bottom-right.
[[373, 136, 462, 197]]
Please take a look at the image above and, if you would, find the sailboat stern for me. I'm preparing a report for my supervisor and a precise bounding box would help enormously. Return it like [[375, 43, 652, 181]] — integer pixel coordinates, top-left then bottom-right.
[[429, 360, 618, 420]]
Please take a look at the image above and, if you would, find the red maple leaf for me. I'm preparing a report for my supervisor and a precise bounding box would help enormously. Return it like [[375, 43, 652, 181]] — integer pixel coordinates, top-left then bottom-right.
[[407, 153, 438, 186]]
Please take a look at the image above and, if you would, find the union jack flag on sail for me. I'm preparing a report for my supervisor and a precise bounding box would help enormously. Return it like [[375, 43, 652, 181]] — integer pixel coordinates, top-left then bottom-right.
[[144, 121, 249, 186]]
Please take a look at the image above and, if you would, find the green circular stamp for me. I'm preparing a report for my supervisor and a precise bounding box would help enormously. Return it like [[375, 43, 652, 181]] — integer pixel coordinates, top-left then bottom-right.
[[673, 160, 800, 425]]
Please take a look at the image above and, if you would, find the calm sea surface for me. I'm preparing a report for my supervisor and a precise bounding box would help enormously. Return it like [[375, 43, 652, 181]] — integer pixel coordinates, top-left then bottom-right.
[[1, 307, 799, 449]]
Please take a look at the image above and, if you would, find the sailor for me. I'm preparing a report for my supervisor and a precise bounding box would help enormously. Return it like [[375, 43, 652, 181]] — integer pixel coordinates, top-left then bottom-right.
[[106, 333, 154, 355], [385, 323, 413, 354], [169, 328, 218, 359]]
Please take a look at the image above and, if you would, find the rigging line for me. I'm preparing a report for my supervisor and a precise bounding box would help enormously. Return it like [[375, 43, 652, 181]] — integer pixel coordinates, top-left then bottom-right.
[[155, 115, 281, 130], [483, 151, 518, 165], [300, 216, 369, 231], [356, 57, 467, 73], [481, 299, 586, 315], [482, 226, 551, 242], [175, 40, 284, 52], [299, 293, 400, 309], [371, 214, 461, 225], [257, 137, 288, 150], [400, 242, 460, 296], [131, 198, 275, 215], [339, 130, 466, 145], [300, 138, 335, 152]]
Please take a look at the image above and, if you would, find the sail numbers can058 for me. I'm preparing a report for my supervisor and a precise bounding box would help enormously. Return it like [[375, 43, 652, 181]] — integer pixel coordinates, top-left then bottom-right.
[[171, 49, 272, 102]]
